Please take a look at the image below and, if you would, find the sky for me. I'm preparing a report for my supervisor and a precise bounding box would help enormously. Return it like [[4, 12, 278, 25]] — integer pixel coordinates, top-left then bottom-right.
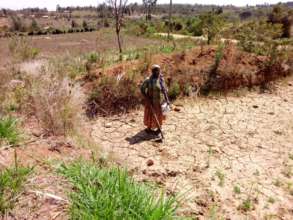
[[0, 0, 289, 10]]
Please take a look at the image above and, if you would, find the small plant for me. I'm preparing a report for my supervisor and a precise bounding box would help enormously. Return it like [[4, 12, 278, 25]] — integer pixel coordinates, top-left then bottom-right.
[[59, 161, 179, 219], [233, 185, 241, 194], [239, 198, 253, 212], [0, 117, 21, 146], [268, 197, 275, 204], [215, 170, 225, 187], [289, 153, 293, 160]]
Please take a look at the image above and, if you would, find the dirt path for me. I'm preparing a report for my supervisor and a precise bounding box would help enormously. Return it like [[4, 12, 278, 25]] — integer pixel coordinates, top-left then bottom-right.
[[92, 78, 293, 219]]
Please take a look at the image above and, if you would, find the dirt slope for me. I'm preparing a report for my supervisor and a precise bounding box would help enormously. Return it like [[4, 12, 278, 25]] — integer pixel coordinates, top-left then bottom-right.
[[91, 78, 293, 219]]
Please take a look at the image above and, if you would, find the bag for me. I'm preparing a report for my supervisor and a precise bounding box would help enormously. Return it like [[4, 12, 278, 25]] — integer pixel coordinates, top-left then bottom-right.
[[161, 102, 170, 116]]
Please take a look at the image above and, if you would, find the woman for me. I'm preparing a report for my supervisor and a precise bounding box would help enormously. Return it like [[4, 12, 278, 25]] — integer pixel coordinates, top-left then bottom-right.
[[140, 64, 170, 135]]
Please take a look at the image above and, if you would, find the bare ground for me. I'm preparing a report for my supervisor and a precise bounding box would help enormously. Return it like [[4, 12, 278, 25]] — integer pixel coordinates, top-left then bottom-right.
[[1, 77, 293, 219], [92, 78, 293, 219]]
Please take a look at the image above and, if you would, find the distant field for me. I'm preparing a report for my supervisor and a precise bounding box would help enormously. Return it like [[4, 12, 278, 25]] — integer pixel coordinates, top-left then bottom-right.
[[0, 30, 164, 65]]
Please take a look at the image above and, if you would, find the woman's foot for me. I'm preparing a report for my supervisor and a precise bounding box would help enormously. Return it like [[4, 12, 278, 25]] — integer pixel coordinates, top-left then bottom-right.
[[145, 128, 152, 134]]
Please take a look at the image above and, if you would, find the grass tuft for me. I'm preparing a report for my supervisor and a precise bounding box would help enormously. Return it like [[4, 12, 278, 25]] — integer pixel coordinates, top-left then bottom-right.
[[59, 161, 179, 220], [0, 165, 32, 215], [0, 117, 21, 146]]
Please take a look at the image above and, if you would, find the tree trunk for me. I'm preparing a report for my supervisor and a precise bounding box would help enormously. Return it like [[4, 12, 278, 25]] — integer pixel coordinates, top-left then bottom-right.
[[167, 0, 173, 41]]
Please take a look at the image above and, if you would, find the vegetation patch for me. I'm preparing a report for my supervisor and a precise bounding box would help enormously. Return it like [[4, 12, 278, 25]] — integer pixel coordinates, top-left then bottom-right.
[[0, 117, 21, 146], [59, 161, 179, 220], [0, 163, 32, 215]]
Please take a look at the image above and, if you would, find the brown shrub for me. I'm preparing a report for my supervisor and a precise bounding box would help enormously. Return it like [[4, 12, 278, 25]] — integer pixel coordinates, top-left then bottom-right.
[[22, 65, 84, 136]]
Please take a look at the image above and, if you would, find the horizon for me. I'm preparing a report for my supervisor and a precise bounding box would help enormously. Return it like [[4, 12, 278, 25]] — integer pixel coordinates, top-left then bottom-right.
[[0, 0, 290, 11]]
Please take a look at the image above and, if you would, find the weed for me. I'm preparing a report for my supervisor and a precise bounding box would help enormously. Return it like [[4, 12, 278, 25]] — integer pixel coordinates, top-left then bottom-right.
[[233, 185, 241, 194], [239, 198, 253, 212], [289, 153, 293, 160], [59, 161, 179, 219], [273, 179, 281, 187], [215, 170, 225, 187], [0, 157, 32, 215], [268, 197, 275, 204], [0, 117, 21, 146]]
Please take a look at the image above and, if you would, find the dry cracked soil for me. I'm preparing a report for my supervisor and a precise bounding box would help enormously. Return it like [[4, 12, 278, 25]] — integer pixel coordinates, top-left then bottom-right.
[[92, 78, 293, 219], [1, 76, 293, 220]]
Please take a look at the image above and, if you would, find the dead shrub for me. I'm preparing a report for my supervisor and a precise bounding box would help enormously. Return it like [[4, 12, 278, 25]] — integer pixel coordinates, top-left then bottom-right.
[[24, 66, 84, 136], [86, 71, 142, 117]]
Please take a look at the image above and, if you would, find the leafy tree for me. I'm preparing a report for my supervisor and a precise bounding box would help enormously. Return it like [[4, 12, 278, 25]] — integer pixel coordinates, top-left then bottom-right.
[[30, 19, 39, 32], [200, 11, 224, 44], [268, 4, 292, 38]]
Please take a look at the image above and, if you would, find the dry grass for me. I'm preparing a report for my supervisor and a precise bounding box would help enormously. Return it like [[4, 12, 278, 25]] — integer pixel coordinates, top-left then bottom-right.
[[16, 62, 84, 136]]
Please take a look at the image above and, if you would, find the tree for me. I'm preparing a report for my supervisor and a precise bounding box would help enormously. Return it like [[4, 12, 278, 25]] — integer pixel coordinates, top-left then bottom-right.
[[167, 0, 173, 40], [200, 11, 224, 44], [107, 0, 128, 55], [30, 19, 39, 32], [268, 4, 293, 38], [143, 0, 157, 21]]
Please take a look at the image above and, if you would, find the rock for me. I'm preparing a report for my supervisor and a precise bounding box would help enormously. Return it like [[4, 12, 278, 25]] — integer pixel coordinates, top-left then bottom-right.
[[105, 123, 111, 128], [252, 105, 258, 109], [174, 107, 181, 112], [146, 159, 154, 167]]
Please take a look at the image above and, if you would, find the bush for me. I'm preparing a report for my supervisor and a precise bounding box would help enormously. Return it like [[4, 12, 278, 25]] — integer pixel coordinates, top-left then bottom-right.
[[0, 117, 21, 146], [59, 161, 178, 220], [86, 72, 142, 117], [9, 16, 26, 32], [168, 81, 181, 100], [186, 17, 203, 36]]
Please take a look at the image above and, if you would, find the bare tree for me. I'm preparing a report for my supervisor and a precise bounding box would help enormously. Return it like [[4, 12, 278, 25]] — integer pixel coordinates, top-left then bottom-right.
[[107, 0, 128, 55], [143, 0, 157, 21]]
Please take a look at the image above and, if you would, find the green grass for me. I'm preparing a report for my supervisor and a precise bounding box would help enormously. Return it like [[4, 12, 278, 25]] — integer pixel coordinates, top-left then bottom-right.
[[59, 161, 179, 220], [0, 117, 21, 146], [0, 165, 32, 215], [233, 185, 241, 194]]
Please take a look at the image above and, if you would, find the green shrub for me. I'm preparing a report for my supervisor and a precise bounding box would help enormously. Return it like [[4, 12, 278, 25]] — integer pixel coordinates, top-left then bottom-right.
[[0, 164, 32, 215], [168, 81, 181, 100], [236, 20, 283, 55], [59, 161, 178, 220], [0, 117, 21, 146], [186, 17, 203, 36]]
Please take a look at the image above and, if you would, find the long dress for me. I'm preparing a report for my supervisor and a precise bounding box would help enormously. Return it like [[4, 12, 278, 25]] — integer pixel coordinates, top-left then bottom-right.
[[141, 76, 166, 129]]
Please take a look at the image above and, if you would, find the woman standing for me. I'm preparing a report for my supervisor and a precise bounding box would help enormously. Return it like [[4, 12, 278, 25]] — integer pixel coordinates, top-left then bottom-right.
[[140, 64, 170, 135]]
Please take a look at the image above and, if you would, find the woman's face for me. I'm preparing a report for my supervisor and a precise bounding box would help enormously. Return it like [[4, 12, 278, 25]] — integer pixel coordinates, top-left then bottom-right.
[[152, 68, 160, 78]]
